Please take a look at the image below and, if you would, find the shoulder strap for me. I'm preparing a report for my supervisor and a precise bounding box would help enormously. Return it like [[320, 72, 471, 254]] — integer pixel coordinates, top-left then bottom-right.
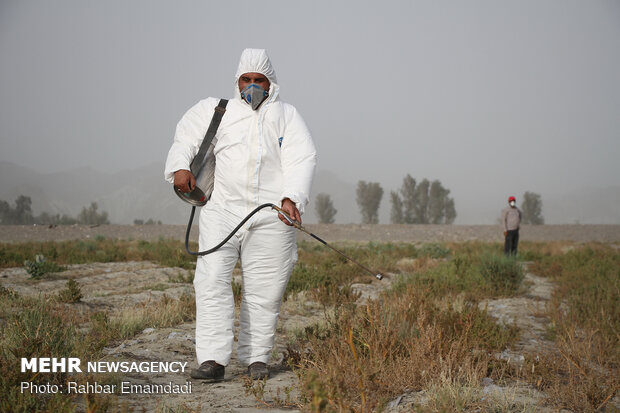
[[190, 99, 228, 175]]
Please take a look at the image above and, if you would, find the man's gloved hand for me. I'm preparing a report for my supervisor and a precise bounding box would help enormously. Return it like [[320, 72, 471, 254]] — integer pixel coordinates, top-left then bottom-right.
[[278, 198, 301, 226], [174, 170, 196, 193], [504, 231, 508, 237]]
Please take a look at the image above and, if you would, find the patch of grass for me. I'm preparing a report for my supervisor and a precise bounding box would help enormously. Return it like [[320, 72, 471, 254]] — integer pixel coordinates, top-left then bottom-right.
[[0, 238, 196, 270], [391, 252, 523, 301], [168, 269, 193, 283], [146, 283, 172, 292], [290, 241, 423, 305], [0, 293, 80, 412], [477, 252, 525, 295], [292, 278, 519, 412], [418, 242, 450, 258], [87, 293, 196, 345], [422, 376, 528, 413]]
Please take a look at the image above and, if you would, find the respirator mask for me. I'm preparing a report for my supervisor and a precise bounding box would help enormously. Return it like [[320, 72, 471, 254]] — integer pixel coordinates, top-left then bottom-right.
[[509, 201, 516, 207], [240, 84, 268, 110]]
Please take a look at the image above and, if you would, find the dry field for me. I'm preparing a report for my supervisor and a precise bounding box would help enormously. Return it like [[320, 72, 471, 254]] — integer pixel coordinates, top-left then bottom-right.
[[1, 224, 618, 412]]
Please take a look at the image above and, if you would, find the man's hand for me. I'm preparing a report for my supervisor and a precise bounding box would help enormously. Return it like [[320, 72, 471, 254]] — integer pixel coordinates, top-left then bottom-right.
[[174, 170, 196, 193], [504, 231, 508, 237], [278, 198, 301, 226]]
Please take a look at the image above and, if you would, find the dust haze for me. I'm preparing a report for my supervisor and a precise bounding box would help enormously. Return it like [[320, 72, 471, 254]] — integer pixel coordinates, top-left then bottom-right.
[[1, 1, 619, 225]]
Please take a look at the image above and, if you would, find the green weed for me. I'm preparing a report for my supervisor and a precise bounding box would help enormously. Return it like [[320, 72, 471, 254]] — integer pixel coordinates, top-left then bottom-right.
[[24, 254, 64, 278], [56, 279, 83, 303]]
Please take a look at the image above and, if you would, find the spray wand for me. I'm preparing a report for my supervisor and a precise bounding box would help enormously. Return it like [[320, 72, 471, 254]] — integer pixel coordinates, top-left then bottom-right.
[[183, 203, 384, 281], [271, 205, 384, 280]]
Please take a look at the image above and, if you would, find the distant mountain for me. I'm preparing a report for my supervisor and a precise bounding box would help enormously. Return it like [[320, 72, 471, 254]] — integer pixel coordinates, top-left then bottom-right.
[[1, 161, 618, 224]]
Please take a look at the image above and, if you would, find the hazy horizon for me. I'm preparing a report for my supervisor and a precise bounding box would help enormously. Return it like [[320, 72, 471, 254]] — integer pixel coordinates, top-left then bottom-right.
[[1, 1, 619, 224]]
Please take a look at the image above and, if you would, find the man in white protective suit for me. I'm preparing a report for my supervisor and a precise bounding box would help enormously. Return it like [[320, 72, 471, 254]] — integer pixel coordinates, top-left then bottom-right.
[[164, 49, 316, 382]]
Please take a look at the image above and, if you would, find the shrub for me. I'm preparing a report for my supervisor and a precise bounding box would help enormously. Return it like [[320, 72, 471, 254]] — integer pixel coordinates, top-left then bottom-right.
[[57, 279, 83, 303], [23, 254, 64, 278]]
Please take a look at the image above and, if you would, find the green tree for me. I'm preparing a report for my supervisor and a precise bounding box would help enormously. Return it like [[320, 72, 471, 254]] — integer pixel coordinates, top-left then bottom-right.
[[413, 179, 431, 223], [77, 202, 110, 225], [0, 200, 10, 224], [15, 195, 34, 224], [444, 198, 457, 224], [0, 195, 34, 224], [400, 174, 416, 224], [521, 192, 544, 225], [390, 175, 456, 224], [428, 180, 446, 224], [315, 193, 337, 224], [389, 191, 404, 224], [356, 181, 383, 224], [429, 180, 457, 224]]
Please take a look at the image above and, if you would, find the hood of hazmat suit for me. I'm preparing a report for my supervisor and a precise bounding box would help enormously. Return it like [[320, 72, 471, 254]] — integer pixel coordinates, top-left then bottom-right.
[[164, 48, 317, 216], [234, 48, 278, 102]]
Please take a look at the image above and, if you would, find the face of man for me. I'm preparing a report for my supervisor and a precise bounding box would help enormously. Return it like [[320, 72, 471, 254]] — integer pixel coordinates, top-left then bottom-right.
[[238, 72, 270, 93]]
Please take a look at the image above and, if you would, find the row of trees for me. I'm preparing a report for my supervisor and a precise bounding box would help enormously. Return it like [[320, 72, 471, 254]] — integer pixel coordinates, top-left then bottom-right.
[[315, 174, 457, 224], [0, 195, 110, 225], [315, 177, 545, 225], [389, 175, 456, 224]]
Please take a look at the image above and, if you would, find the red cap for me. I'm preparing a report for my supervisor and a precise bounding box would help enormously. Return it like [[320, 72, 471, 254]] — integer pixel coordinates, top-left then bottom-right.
[[508, 196, 516, 202]]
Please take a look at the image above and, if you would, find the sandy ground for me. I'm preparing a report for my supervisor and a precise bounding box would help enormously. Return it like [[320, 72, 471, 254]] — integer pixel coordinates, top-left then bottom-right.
[[1, 225, 619, 411]]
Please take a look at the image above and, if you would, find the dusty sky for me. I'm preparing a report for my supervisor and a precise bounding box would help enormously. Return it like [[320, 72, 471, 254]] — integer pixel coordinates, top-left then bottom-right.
[[1, 0, 619, 223]]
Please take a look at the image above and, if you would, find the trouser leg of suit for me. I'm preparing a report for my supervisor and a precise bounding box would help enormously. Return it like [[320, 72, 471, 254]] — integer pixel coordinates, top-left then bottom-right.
[[193, 204, 243, 366], [237, 213, 297, 365]]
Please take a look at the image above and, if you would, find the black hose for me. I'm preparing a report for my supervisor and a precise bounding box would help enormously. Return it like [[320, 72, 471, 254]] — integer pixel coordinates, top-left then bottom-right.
[[184, 203, 276, 256]]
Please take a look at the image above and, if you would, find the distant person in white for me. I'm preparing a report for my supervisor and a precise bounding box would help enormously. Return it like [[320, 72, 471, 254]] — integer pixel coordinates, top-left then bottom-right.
[[164, 49, 316, 381], [501, 196, 522, 256]]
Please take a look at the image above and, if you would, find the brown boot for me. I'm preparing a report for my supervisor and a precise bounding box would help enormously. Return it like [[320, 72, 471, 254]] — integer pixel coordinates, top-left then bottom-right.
[[248, 361, 269, 380], [190, 360, 225, 382]]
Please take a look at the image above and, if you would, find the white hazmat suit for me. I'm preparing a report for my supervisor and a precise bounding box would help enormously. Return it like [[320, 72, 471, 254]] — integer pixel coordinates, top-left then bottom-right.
[[164, 49, 316, 367]]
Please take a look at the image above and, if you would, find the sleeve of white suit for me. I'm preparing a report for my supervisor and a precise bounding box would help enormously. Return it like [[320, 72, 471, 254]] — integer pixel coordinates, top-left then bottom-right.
[[164, 98, 216, 183], [280, 106, 317, 215]]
